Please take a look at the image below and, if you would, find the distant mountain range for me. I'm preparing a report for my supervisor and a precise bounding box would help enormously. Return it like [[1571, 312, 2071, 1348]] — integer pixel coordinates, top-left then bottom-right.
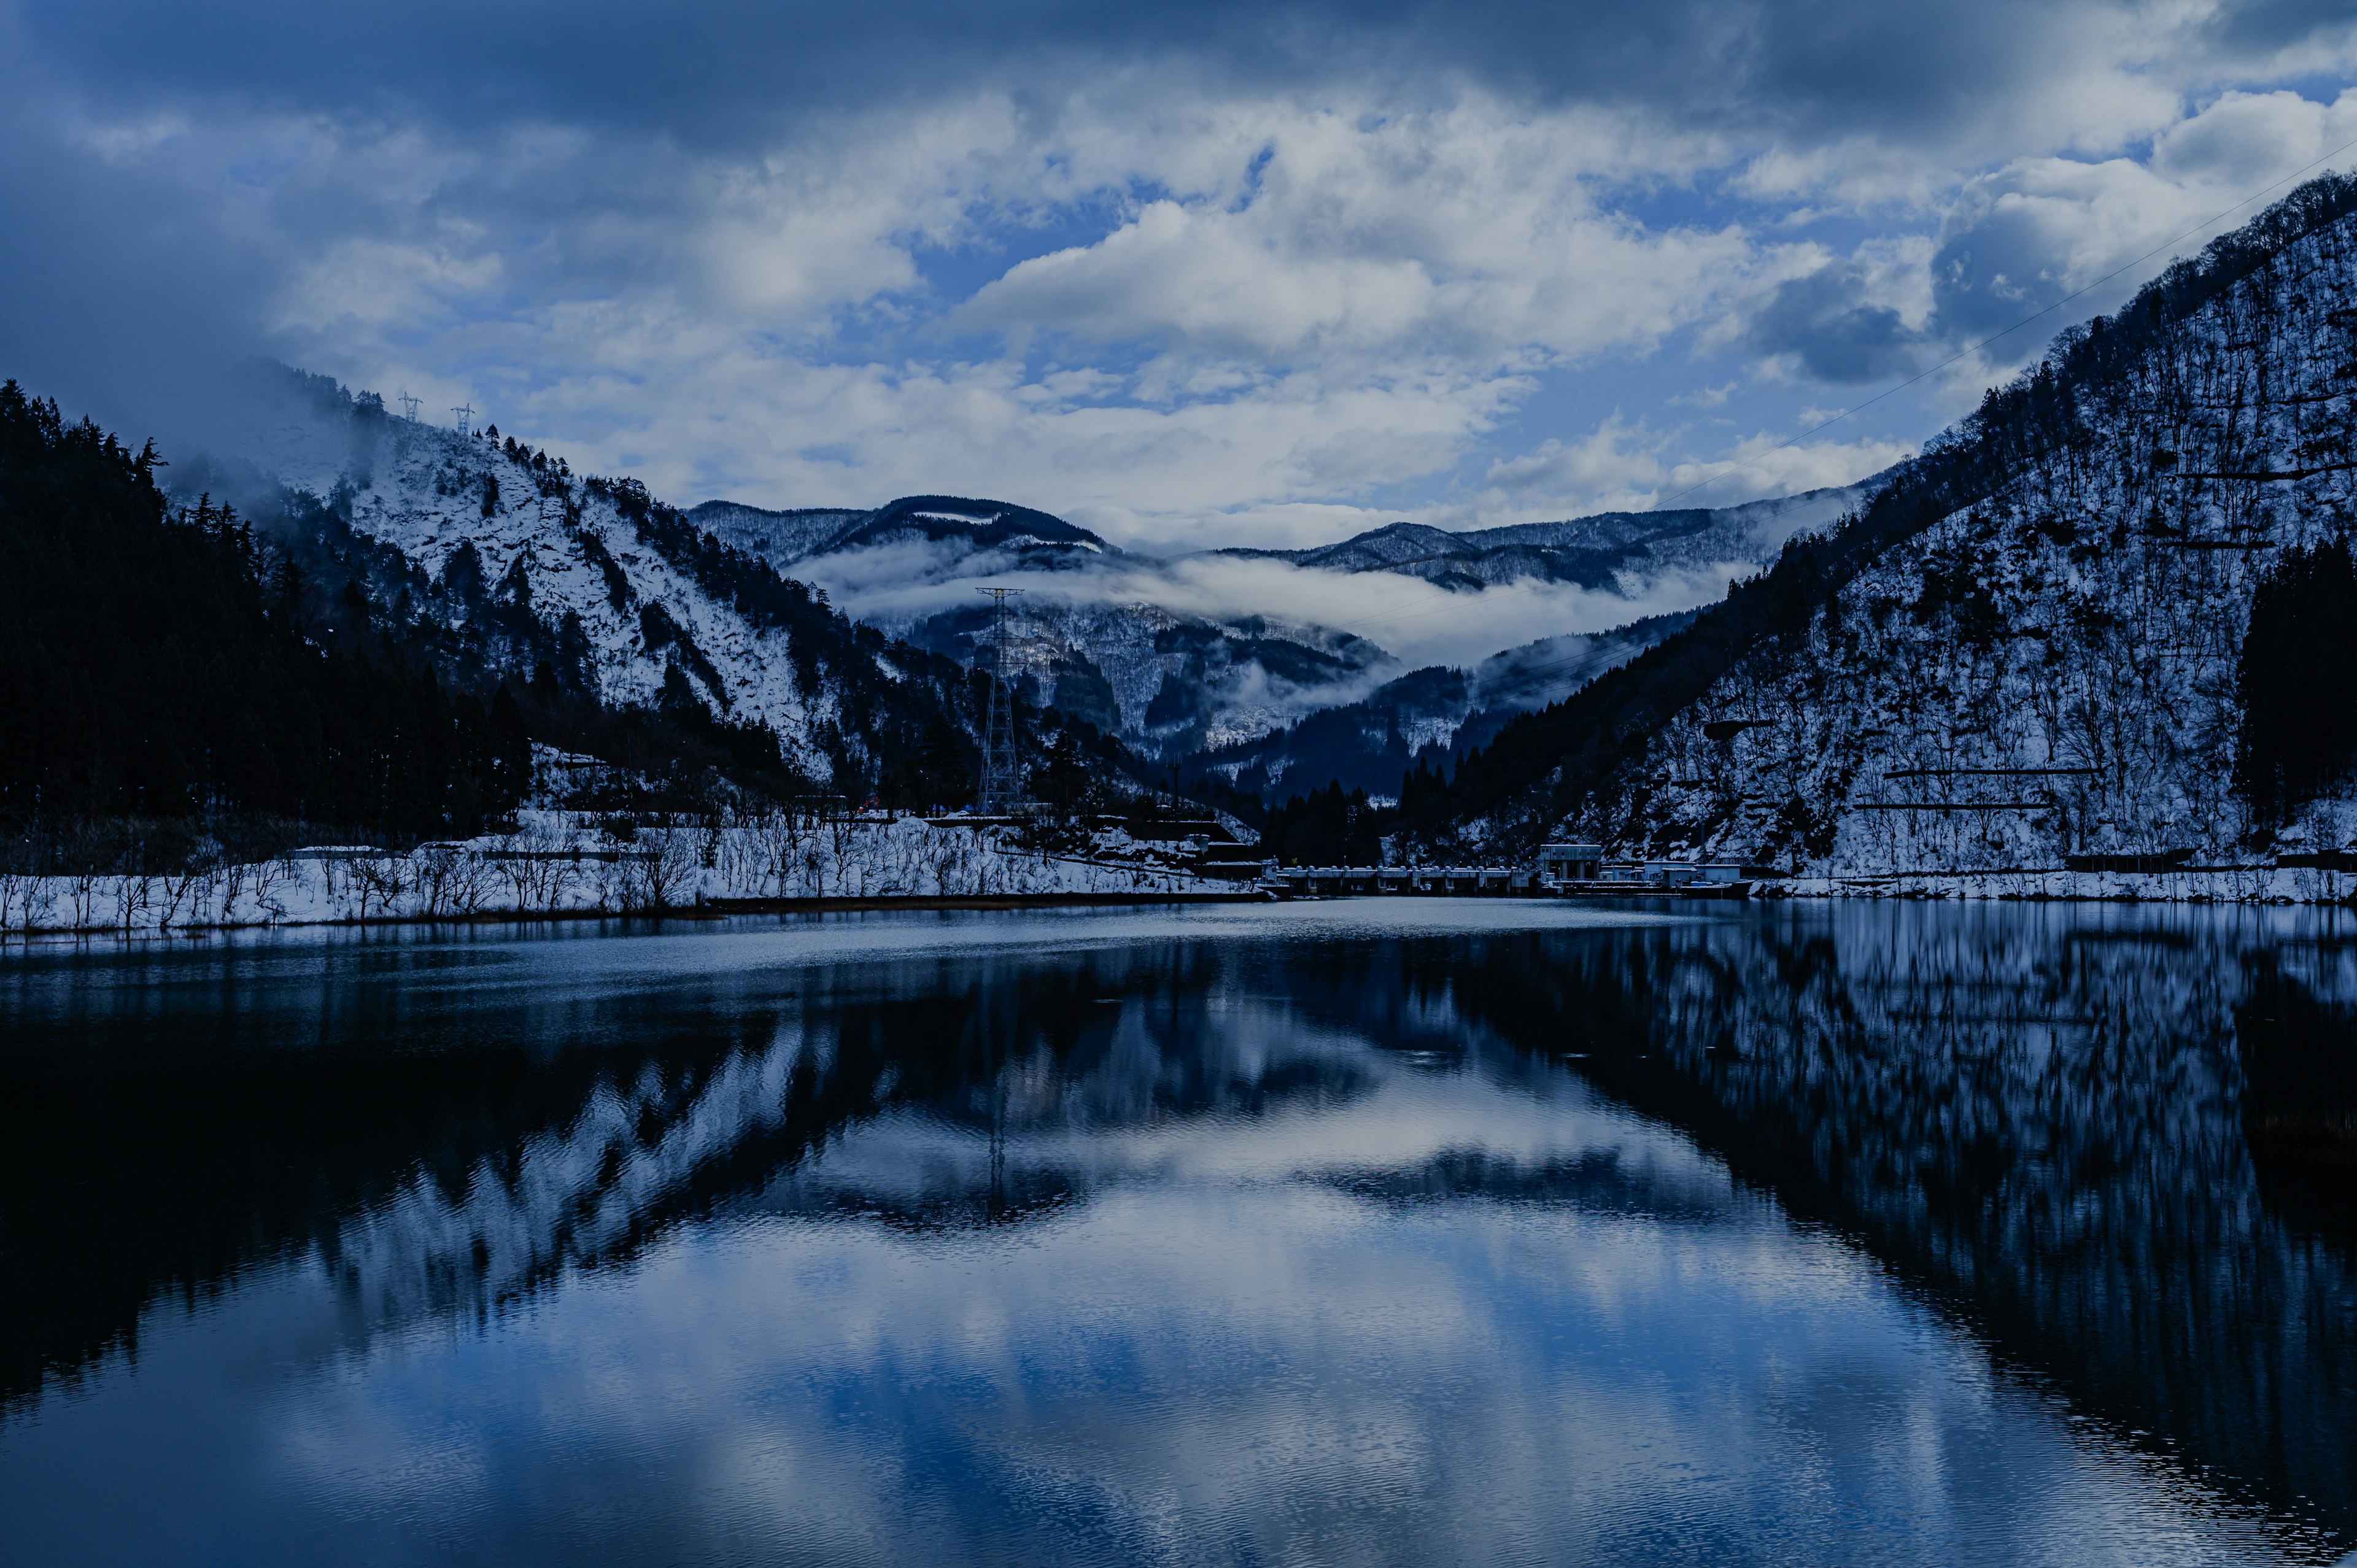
[[683, 484, 1880, 774], [692, 495, 1110, 570], [1212, 489, 1865, 590], [131, 365, 1900, 826], [1179, 612, 1699, 805]]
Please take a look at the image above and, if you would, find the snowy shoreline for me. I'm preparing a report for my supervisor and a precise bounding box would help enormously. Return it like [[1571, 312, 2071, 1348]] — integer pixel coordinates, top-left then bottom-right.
[[0, 816, 1236, 938], [1775, 866, 2357, 904]]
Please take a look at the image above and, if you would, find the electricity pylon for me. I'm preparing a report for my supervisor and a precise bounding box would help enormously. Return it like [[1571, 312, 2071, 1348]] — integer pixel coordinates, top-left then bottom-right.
[[975, 586, 1026, 814]]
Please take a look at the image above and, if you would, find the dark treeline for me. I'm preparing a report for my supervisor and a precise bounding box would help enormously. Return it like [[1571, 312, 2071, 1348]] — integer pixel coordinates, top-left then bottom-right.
[[1261, 781, 1386, 865], [2235, 538, 2357, 828], [1406, 171, 2357, 852], [0, 381, 528, 851], [2, 376, 1155, 869]]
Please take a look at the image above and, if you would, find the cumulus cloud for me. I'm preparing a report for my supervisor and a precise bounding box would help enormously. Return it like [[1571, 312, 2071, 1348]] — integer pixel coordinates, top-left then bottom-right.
[[2, 1, 2355, 561], [958, 98, 1755, 368], [1481, 418, 1910, 515], [1927, 87, 2357, 371]]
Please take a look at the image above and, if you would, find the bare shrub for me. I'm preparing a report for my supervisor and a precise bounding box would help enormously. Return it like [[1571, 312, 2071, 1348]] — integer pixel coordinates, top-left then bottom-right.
[[255, 855, 300, 922], [211, 859, 251, 925], [493, 828, 578, 914], [153, 843, 224, 931], [345, 855, 411, 921], [415, 847, 495, 919]]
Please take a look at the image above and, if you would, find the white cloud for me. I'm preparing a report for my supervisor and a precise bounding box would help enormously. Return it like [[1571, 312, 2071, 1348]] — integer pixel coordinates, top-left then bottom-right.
[[1926, 87, 2357, 379], [1480, 419, 1910, 516], [10, 12, 2357, 576], [960, 97, 1759, 368]]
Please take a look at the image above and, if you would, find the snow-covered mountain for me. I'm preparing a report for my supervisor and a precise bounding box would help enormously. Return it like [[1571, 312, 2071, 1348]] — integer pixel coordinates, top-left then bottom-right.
[[692, 494, 1113, 571], [167, 374, 1056, 796], [1476, 173, 2357, 874], [686, 493, 1396, 757], [689, 485, 1878, 763], [1213, 489, 1870, 590], [1182, 612, 1697, 804], [177, 369, 1886, 797]]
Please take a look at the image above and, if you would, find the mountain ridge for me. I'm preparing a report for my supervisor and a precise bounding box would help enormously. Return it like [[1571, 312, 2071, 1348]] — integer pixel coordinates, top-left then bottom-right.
[[1212, 486, 1871, 590], [1412, 170, 2357, 870]]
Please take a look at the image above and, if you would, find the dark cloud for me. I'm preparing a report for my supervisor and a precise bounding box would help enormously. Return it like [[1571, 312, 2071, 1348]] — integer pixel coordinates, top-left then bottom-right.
[[1745, 264, 1919, 384], [0, 88, 273, 449], [14, 1, 2347, 152], [2, 0, 2351, 530], [2212, 0, 2357, 53]]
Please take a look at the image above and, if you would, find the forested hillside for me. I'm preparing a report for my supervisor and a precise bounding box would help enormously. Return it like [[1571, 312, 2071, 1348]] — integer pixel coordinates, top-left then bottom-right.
[[0, 377, 1137, 870], [196, 372, 1118, 803], [1417, 172, 2357, 873], [0, 382, 528, 848]]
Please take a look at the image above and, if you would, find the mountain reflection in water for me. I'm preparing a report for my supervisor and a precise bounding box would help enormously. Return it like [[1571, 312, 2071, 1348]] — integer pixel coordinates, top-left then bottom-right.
[[1, 902, 2353, 1566]]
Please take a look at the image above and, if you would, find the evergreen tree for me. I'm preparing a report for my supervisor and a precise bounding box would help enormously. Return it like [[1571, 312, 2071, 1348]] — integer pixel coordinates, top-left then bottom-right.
[[2235, 539, 2357, 828], [0, 380, 527, 847]]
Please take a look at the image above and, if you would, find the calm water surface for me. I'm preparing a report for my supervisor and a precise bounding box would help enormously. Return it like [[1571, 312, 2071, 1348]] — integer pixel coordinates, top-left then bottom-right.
[[2, 900, 2355, 1566]]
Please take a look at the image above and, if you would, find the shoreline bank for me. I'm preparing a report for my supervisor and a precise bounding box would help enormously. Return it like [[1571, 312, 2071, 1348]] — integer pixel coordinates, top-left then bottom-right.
[[0, 888, 1274, 941]]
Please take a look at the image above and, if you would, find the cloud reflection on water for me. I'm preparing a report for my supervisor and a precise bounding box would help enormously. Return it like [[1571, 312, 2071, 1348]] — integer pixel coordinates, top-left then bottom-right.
[[1, 902, 2350, 1565]]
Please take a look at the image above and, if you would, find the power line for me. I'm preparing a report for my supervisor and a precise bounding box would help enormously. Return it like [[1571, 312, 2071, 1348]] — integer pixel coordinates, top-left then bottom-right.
[[975, 585, 1027, 814]]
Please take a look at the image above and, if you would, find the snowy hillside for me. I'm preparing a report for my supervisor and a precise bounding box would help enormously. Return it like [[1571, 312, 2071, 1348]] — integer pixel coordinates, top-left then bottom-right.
[[1537, 174, 2357, 875], [689, 484, 1869, 762], [1183, 612, 1697, 804], [694, 490, 1395, 756], [173, 382, 1032, 794], [1215, 487, 1870, 590], [694, 494, 1112, 568]]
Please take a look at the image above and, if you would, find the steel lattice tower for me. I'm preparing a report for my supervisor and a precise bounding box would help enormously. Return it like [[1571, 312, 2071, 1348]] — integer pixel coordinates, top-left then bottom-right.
[[975, 586, 1024, 814]]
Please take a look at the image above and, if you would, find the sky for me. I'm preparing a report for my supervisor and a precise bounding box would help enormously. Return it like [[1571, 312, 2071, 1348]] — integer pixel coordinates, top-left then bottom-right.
[[4, 1, 2357, 554]]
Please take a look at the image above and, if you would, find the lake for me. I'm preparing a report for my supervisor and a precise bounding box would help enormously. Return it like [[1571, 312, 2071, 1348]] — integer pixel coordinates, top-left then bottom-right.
[[2, 900, 2353, 1566]]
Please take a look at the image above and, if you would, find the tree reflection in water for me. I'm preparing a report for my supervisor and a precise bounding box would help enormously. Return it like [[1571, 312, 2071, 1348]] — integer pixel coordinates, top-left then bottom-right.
[[1419, 905, 2357, 1536], [1, 903, 2352, 1546]]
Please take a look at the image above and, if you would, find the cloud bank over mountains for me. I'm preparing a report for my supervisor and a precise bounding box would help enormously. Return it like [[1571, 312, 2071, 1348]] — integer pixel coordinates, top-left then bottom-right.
[[3, 0, 2355, 550]]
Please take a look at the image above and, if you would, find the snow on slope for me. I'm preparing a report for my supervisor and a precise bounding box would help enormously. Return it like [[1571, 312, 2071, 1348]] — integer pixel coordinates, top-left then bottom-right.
[[687, 485, 1848, 759], [692, 493, 1395, 755], [1215, 485, 1873, 590], [1565, 182, 2357, 874], [0, 816, 1222, 934], [199, 397, 950, 783]]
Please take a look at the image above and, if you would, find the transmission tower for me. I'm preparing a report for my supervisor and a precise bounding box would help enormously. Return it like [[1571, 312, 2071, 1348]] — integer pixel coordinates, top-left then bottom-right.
[[452, 403, 475, 433], [975, 585, 1026, 815], [397, 392, 421, 422]]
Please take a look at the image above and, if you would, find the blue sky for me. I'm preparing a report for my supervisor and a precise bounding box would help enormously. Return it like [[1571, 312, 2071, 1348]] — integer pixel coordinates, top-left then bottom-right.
[[4, 0, 2356, 549]]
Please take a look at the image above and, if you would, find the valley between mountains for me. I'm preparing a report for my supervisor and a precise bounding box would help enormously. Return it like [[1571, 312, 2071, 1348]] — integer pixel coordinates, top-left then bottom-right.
[[12, 173, 2357, 913]]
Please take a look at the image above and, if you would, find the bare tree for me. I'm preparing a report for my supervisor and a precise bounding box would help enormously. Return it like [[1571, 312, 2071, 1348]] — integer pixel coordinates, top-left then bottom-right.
[[416, 846, 495, 919], [153, 843, 223, 932], [255, 854, 299, 923], [493, 828, 576, 914], [346, 854, 411, 922], [211, 858, 251, 927], [110, 873, 151, 937]]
